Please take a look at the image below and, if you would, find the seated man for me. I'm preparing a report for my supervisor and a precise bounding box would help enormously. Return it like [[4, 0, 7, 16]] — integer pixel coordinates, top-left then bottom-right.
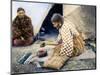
[[12, 7, 34, 46]]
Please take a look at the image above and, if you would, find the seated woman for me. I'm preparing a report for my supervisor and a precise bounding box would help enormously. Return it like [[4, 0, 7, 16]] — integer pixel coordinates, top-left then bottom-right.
[[12, 7, 34, 46], [51, 13, 85, 57], [43, 13, 85, 69]]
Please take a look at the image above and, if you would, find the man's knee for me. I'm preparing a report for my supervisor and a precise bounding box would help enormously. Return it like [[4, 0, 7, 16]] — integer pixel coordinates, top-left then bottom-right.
[[25, 37, 33, 45], [13, 39, 25, 46], [13, 37, 33, 46]]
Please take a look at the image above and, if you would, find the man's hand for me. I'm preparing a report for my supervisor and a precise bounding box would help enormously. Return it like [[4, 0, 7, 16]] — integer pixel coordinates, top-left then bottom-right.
[[21, 36, 25, 40]]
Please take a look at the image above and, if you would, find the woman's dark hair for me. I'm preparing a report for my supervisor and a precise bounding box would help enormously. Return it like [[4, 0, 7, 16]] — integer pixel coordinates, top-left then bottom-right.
[[17, 7, 25, 12], [51, 13, 64, 25]]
